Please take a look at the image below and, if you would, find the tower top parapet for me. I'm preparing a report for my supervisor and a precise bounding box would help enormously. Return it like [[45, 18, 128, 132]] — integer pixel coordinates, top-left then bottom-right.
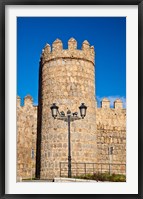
[[41, 38, 95, 65]]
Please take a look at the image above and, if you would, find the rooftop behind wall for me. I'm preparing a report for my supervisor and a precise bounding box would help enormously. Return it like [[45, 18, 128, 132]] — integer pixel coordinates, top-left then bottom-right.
[[41, 38, 95, 65]]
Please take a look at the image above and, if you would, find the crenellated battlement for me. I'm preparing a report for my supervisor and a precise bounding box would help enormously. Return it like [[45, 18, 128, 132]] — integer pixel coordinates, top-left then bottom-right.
[[98, 98, 124, 109], [41, 38, 95, 65], [17, 96, 125, 110], [17, 95, 37, 108]]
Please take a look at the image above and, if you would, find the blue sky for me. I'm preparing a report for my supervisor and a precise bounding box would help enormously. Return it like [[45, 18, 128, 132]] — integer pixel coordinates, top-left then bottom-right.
[[17, 17, 126, 107]]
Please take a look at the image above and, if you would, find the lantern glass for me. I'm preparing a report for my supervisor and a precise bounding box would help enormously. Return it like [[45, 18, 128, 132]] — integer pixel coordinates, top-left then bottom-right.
[[50, 103, 59, 118], [79, 103, 87, 118]]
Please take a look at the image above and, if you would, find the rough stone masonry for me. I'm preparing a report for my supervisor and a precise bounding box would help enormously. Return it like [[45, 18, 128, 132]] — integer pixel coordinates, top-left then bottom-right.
[[17, 38, 126, 180]]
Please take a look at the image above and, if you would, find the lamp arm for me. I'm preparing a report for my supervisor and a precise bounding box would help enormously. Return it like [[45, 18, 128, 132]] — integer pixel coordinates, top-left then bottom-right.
[[57, 109, 61, 116]]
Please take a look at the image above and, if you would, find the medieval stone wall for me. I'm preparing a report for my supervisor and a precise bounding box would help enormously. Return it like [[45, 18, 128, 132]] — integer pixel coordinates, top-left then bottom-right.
[[16, 96, 126, 178], [17, 38, 126, 180], [17, 96, 37, 180], [96, 98, 126, 174]]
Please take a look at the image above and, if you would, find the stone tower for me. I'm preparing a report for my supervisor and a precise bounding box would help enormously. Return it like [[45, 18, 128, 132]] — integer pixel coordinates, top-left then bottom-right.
[[38, 38, 97, 179]]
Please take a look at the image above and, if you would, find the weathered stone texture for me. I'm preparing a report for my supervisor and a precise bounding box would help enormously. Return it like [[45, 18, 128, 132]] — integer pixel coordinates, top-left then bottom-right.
[[39, 38, 97, 179], [17, 96, 37, 180], [17, 38, 126, 179], [96, 98, 126, 174]]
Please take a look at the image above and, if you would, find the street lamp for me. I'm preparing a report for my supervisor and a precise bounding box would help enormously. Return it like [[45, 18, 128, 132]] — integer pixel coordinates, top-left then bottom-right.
[[79, 103, 87, 119], [50, 103, 87, 178], [50, 103, 59, 119]]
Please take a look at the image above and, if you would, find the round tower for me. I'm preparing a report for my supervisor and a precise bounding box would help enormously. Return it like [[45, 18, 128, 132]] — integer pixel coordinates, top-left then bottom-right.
[[39, 38, 97, 179]]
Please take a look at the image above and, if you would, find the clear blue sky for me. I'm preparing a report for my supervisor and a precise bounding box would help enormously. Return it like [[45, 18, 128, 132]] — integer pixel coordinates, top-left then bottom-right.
[[17, 17, 126, 107]]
